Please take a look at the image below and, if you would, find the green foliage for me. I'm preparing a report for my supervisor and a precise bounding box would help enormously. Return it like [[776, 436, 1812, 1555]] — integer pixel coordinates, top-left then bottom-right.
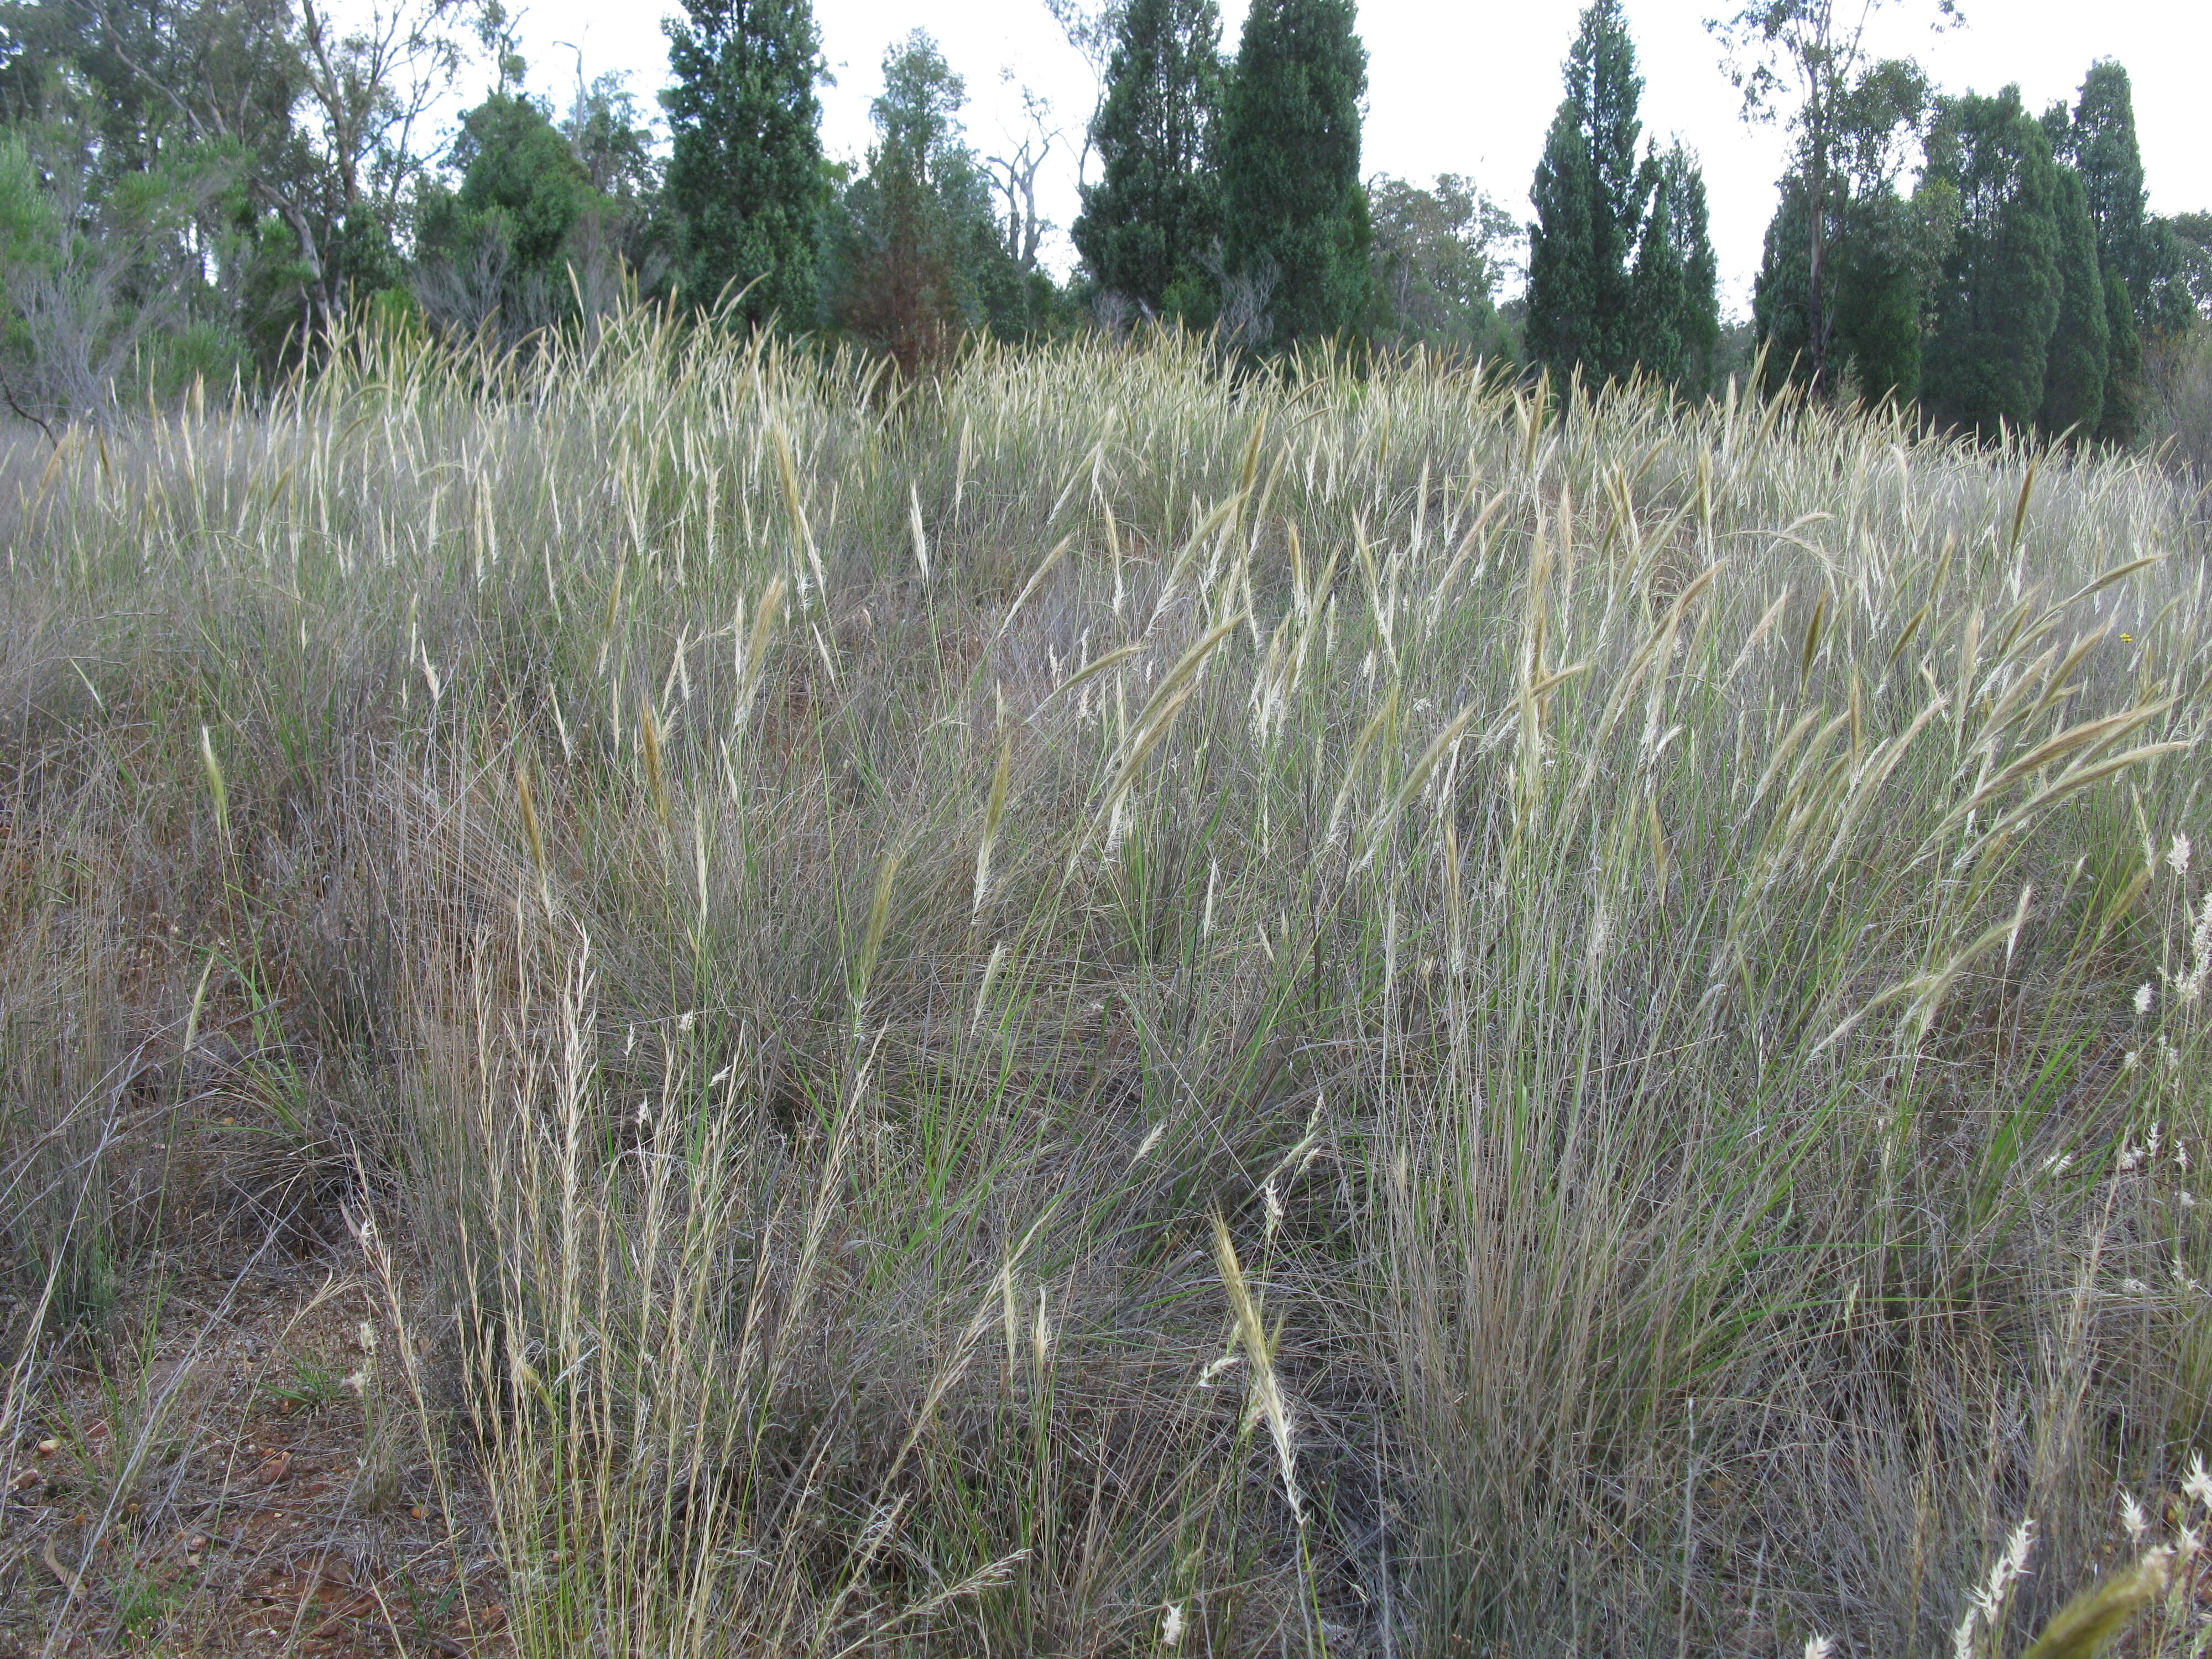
[[1217, 0, 1370, 346], [1071, 0, 1222, 320], [2038, 162, 2109, 439], [1752, 54, 1939, 406], [2066, 60, 2147, 300], [1650, 144, 1720, 392], [565, 71, 660, 205], [1365, 173, 1515, 358], [1922, 86, 2062, 437], [661, 0, 827, 328], [1627, 160, 1684, 385], [1751, 176, 1812, 385], [0, 127, 60, 265], [2143, 213, 2212, 336], [1527, 106, 1598, 379], [413, 94, 613, 338], [2049, 61, 2154, 443], [0, 0, 471, 387], [2098, 264, 2141, 445], [0, 112, 248, 420], [1757, 160, 1951, 408], [831, 32, 1027, 370], [1526, 4, 1711, 393], [451, 95, 599, 273], [1829, 189, 1925, 404]]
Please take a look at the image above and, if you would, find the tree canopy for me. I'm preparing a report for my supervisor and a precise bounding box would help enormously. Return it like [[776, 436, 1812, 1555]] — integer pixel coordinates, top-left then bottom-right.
[[1217, 0, 1370, 347], [661, 0, 827, 328], [1072, 0, 1222, 320]]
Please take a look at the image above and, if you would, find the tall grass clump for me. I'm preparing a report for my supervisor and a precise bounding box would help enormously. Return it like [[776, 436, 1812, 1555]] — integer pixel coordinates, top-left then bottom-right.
[[3, 311, 2209, 1654]]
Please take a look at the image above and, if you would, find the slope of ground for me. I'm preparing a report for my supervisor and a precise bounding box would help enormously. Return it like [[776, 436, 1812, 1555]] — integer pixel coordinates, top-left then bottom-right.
[[4, 321, 2211, 1655]]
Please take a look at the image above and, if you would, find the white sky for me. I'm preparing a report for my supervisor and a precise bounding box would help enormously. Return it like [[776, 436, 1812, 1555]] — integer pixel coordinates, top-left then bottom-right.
[[478, 0, 2212, 314]]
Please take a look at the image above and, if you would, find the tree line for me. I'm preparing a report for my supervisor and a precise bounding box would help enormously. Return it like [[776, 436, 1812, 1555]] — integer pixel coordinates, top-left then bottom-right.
[[0, 0, 2206, 438]]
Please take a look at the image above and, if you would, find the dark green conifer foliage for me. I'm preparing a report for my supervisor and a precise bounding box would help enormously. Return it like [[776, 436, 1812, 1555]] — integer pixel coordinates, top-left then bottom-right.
[[2068, 60, 2146, 299], [1526, 111, 1598, 378], [1655, 144, 1720, 392], [1072, 0, 1223, 318], [1922, 87, 2062, 437], [413, 93, 614, 337], [2060, 60, 2149, 441], [1217, 0, 1370, 346], [442, 96, 599, 276], [1525, 0, 1647, 383], [2144, 214, 2212, 335], [1751, 177, 1812, 389], [1829, 191, 1922, 404], [662, 0, 827, 328], [2099, 264, 2140, 444], [1755, 173, 1928, 406], [2038, 161, 2108, 438], [1629, 161, 1684, 386]]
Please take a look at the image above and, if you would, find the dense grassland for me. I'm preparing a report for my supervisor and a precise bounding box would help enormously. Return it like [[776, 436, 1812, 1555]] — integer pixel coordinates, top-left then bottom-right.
[[4, 317, 2211, 1656]]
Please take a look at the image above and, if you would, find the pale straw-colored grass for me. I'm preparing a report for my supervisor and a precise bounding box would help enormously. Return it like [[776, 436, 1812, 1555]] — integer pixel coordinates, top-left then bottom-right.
[[2, 314, 2208, 1653]]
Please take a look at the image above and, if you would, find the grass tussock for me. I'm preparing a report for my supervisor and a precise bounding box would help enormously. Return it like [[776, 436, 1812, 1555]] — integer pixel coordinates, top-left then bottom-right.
[[2, 314, 2211, 1655]]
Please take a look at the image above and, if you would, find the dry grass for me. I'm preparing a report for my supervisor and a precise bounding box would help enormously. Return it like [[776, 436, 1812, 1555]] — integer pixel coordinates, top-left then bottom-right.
[[2, 315, 2210, 1656]]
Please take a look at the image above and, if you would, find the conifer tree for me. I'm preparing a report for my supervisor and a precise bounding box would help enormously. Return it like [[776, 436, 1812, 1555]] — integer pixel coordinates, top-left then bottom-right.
[[1922, 87, 2062, 437], [2099, 264, 2140, 444], [1526, 110, 1598, 378], [1653, 144, 1720, 391], [2038, 161, 2109, 438], [1525, 0, 1646, 384], [2062, 60, 2147, 441], [1217, 0, 1370, 346], [1072, 0, 1222, 318], [1829, 189, 1923, 403], [1754, 171, 1929, 405], [662, 0, 827, 328], [1751, 176, 1813, 387], [1628, 160, 1684, 385], [2068, 61, 2146, 299], [832, 32, 1018, 372]]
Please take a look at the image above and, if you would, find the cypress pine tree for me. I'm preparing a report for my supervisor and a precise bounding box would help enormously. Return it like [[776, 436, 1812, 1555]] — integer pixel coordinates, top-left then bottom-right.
[[1072, 0, 1223, 319], [1751, 177, 1812, 390], [2099, 263, 2140, 444], [1217, 0, 1370, 346], [1922, 88, 2063, 437], [2038, 161, 2109, 439], [1525, 0, 1647, 384], [1654, 143, 1719, 392], [2068, 61, 2146, 299], [2066, 60, 2147, 441], [1526, 109, 1598, 378], [1830, 189, 1923, 405], [1627, 156, 1684, 385], [1755, 170, 1927, 406], [662, 0, 827, 328]]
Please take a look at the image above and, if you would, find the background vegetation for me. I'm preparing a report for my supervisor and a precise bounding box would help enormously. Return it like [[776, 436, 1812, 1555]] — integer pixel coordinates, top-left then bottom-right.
[[0, 0, 2205, 455]]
